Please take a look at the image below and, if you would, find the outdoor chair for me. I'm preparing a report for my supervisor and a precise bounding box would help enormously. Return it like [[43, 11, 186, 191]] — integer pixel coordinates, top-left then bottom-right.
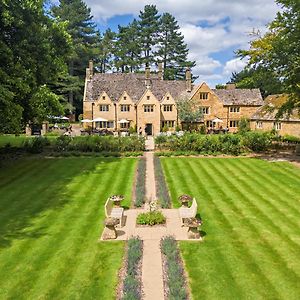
[[104, 198, 124, 227], [178, 198, 198, 226]]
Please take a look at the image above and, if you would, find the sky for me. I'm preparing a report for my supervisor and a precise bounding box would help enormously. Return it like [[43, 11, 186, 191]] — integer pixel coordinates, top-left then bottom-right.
[[54, 0, 281, 87]]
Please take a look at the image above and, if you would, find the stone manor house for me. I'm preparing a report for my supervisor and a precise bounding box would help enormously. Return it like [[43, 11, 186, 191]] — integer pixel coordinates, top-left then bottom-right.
[[83, 61, 300, 137]]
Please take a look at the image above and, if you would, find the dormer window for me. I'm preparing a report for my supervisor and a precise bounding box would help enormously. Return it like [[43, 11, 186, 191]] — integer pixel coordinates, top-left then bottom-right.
[[147, 96, 150, 100], [102, 96, 106, 100], [199, 92, 208, 100]]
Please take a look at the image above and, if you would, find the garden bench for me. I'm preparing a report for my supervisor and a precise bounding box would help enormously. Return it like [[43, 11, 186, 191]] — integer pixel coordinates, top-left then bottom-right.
[[178, 198, 197, 226], [104, 198, 124, 227]]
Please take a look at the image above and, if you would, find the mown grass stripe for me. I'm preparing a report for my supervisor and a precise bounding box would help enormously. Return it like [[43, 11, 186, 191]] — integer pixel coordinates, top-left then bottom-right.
[[5, 159, 122, 299]]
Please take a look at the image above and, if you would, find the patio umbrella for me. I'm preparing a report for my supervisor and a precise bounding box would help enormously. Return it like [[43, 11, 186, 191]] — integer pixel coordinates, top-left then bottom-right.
[[93, 117, 108, 122], [60, 116, 69, 120], [81, 119, 92, 123], [117, 119, 130, 124], [212, 118, 223, 123]]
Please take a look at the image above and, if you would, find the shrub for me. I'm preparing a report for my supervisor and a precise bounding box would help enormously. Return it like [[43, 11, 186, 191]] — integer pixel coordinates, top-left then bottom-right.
[[122, 237, 143, 300], [135, 157, 146, 207], [282, 135, 300, 144], [154, 156, 171, 208], [161, 236, 188, 300], [238, 117, 250, 134], [241, 131, 272, 152], [55, 135, 72, 151], [136, 211, 166, 226], [23, 136, 50, 153]]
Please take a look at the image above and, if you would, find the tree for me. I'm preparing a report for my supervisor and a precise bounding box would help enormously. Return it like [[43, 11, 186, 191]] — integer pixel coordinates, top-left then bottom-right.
[[52, 0, 99, 115], [156, 13, 196, 80], [236, 0, 300, 114], [138, 5, 160, 67], [114, 20, 141, 72], [0, 0, 71, 133], [177, 97, 203, 131], [238, 117, 250, 134]]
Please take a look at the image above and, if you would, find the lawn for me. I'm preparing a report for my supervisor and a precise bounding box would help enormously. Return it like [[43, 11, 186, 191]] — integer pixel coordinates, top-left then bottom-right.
[[0, 157, 137, 299], [161, 157, 300, 300]]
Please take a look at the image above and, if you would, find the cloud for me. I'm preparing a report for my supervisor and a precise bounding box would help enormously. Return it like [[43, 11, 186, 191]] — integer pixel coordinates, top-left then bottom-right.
[[82, 0, 280, 86]]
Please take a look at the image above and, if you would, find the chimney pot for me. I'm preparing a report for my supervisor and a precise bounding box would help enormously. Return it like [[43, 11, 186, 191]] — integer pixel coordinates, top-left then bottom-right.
[[145, 66, 151, 88], [185, 68, 192, 92], [158, 62, 163, 80], [89, 60, 93, 78], [226, 83, 236, 90]]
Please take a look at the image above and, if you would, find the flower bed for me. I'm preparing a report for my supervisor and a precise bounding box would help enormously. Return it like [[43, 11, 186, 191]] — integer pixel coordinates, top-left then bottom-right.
[[121, 237, 143, 300], [136, 211, 166, 226], [134, 157, 146, 207], [161, 236, 189, 300]]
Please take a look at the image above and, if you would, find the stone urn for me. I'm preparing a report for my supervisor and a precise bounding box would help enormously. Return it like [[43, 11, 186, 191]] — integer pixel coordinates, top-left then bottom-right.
[[185, 217, 202, 239], [109, 195, 124, 207], [102, 217, 120, 240], [178, 194, 193, 207]]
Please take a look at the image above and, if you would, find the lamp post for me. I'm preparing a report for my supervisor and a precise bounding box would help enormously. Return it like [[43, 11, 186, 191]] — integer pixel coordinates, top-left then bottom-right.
[[91, 102, 95, 130]]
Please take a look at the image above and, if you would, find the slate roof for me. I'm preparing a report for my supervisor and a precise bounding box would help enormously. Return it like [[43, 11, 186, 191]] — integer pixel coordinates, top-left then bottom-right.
[[85, 72, 264, 106], [212, 88, 263, 106], [85, 73, 188, 102], [251, 94, 300, 122]]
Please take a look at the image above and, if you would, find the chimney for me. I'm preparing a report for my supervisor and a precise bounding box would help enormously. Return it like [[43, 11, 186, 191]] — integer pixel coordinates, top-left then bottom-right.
[[185, 68, 192, 92], [158, 62, 163, 80], [226, 83, 236, 90], [89, 60, 94, 77], [145, 66, 151, 88]]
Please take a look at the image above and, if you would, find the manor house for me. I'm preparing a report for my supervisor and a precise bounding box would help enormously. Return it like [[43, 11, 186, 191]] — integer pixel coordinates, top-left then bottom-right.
[[83, 61, 263, 135]]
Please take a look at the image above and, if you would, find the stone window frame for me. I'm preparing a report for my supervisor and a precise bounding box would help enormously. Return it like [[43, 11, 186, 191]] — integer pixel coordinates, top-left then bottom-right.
[[199, 106, 210, 115], [95, 121, 114, 128], [199, 92, 209, 100], [146, 95, 150, 100], [229, 120, 239, 128], [162, 120, 175, 128], [144, 105, 154, 112], [99, 104, 109, 112], [230, 106, 240, 113], [273, 122, 282, 130], [256, 121, 263, 129], [102, 95, 106, 100], [163, 104, 173, 112], [120, 104, 130, 112]]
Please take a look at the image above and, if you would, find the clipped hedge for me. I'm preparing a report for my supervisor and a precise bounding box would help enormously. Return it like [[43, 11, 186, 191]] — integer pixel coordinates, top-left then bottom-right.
[[155, 132, 274, 154], [154, 156, 171, 208], [122, 237, 143, 300], [161, 236, 188, 300]]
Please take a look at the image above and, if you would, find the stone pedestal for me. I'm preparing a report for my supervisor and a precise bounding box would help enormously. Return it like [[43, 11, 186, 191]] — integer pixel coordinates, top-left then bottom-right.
[[25, 124, 32, 136], [102, 218, 119, 240], [185, 217, 203, 240], [188, 227, 201, 239], [41, 122, 49, 136], [179, 194, 192, 207]]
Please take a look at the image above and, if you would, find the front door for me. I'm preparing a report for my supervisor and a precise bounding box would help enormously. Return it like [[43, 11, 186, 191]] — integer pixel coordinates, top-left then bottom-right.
[[145, 123, 153, 136]]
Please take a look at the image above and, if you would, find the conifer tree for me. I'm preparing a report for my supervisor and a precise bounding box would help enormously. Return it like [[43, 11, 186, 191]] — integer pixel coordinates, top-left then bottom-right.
[[138, 5, 160, 67], [157, 13, 196, 80]]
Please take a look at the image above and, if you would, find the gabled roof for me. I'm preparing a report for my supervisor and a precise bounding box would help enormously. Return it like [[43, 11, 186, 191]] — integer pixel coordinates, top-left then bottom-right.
[[212, 88, 263, 106], [251, 94, 300, 122], [85, 73, 188, 103]]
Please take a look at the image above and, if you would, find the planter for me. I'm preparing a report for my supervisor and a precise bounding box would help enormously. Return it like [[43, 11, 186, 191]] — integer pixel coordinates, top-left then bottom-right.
[[102, 217, 119, 240], [185, 217, 202, 239]]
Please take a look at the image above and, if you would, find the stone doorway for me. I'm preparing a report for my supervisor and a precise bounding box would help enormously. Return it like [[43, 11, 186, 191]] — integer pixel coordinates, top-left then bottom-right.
[[145, 123, 153, 136]]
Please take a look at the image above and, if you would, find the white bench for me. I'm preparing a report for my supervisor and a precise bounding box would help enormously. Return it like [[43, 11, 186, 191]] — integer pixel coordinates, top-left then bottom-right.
[[104, 199, 124, 227], [178, 198, 197, 226]]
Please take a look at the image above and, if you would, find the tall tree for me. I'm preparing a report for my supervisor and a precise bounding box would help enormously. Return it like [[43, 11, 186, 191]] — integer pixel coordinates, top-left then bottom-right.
[[52, 0, 99, 115], [114, 20, 141, 72], [236, 0, 300, 114], [0, 0, 71, 133], [138, 5, 160, 67], [156, 12, 196, 80]]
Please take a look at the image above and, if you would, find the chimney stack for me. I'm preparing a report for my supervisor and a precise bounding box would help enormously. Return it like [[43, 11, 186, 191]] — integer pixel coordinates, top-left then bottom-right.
[[158, 62, 163, 80], [185, 68, 192, 92], [89, 60, 94, 77], [145, 66, 151, 88], [226, 83, 236, 90]]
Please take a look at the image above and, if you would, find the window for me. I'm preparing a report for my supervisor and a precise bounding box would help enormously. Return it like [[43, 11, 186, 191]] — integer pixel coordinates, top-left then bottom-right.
[[102, 96, 106, 100], [120, 105, 130, 112], [123, 96, 127, 100], [256, 121, 263, 129], [200, 106, 210, 115], [144, 105, 154, 112], [99, 105, 109, 112], [95, 121, 114, 129], [147, 96, 150, 100], [230, 106, 240, 113], [230, 120, 239, 128], [166, 96, 170, 100], [206, 120, 214, 128], [274, 122, 282, 130], [162, 120, 175, 128], [199, 92, 209, 100], [120, 122, 129, 129], [163, 105, 173, 112]]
